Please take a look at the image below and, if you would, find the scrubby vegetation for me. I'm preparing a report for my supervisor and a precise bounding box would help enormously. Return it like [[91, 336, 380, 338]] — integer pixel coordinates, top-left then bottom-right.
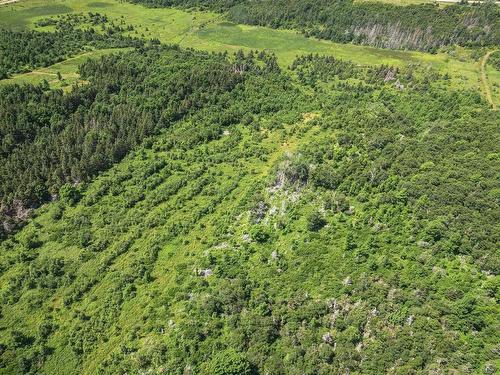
[[0, 45, 498, 374], [0, 1, 498, 374], [0, 46, 280, 236]]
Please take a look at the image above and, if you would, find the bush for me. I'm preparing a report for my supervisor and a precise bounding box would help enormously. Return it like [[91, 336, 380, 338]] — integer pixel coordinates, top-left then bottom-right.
[[250, 225, 270, 243], [10, 330, 32, 348], [424, 218, 447, 243], [59, 184, 82, 206], [311, 163, 340, 189], [23, 232, 42, 250], [50, 203, 64, 221], [307, 211, 326, 231], [205, 349, 252, 375]]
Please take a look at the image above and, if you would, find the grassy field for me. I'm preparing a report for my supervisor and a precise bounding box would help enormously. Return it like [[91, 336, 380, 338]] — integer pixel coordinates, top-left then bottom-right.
[[0, 0, 498, 105]]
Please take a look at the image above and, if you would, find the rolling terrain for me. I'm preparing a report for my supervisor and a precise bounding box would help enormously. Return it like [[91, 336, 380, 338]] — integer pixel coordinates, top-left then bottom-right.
[[0, 0, 498, 374]]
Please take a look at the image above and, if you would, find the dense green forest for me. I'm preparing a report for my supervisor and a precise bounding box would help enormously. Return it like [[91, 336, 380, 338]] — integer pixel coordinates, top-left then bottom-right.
[[0, 0, 499, 374], [130, 0, 500, 51], [128, 0, 246, 11]]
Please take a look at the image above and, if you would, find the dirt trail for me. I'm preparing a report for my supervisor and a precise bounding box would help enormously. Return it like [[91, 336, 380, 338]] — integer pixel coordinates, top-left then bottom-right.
[[0, 0, 20, 5], [481, 50, 497, 110]]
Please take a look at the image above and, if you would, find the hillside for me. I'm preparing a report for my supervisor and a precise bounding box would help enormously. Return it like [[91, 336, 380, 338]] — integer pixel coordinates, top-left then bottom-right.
[[0, 1, 499, 374]]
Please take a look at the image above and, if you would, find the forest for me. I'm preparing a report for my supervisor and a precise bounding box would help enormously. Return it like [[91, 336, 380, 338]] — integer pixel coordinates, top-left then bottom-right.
[[0, 0, 498, 374], [0, 45, 283, 237], [0, 13, 142, 79], [130, 0, 500, 51]]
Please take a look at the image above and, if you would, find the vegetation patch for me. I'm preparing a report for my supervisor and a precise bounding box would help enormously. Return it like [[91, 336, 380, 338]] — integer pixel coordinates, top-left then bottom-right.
[[0, 1, 498, 374], [0, 4, 72, 30], [217, 21, 236, 26], [0, 0, 495, 100]]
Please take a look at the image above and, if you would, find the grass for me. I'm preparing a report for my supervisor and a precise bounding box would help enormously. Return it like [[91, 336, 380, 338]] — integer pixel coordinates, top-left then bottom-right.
[[0, 2, 72, 30], [486, 65, 500, 108], [0, 0, 497, 99]]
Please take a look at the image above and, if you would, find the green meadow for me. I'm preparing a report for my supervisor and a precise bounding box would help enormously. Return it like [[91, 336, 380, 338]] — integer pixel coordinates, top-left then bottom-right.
[[0, 0, 497, 105]]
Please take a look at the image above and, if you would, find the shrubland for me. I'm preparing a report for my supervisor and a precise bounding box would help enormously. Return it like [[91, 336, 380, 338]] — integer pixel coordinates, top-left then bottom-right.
[[0, 1, 498, 374], [0, 46, 280, 236], [0, 44, 498, 374]]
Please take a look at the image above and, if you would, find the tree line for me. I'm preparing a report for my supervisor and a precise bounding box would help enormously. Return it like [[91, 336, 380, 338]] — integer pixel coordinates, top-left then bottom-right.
[[129, 0, 500, 52]]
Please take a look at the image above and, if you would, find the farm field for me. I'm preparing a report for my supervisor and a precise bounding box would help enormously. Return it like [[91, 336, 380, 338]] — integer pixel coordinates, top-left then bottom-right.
[[0, 0, 497, 106]]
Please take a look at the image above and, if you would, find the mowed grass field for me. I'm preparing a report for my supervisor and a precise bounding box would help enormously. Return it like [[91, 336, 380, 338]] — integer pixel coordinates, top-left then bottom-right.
[[0, 0, 498, 106]]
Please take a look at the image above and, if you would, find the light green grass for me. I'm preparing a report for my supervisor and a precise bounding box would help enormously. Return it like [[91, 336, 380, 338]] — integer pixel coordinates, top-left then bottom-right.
[[0, 0, 497, 97], [185, 22, 490, 94], [0, 1, 72, 30], [0, 0, 217, 33], [485, 64, 500, 108]]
